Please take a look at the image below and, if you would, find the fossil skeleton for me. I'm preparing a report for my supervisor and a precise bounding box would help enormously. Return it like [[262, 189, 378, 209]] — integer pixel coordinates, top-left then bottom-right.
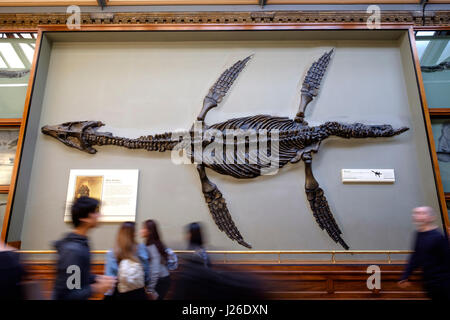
[[42, 50, 409, 249], [421, 60, 450, 73], [0, 69, 30, 78]]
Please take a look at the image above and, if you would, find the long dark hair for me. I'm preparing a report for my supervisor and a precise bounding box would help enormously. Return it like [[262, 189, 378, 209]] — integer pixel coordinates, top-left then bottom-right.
[[187, 222, 204, 249], [143, 219, 167, 260]]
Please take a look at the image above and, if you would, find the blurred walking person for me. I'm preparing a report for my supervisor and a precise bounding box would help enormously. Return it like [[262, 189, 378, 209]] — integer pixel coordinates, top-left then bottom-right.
[[104, 221, 149, 300], [0, 240, 25, 300], [186, 222, 211, 268], [141, 219, 171, 300], [52, 197, 116, 300], [398, 206, 450, 301]]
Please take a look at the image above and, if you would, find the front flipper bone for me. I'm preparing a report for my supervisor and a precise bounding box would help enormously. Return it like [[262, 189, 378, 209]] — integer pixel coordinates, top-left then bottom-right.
[[295, 49, 334, 124], [302, 152, 349, 250], [197, 55, 253, 121], [196, 165, 252, 249]]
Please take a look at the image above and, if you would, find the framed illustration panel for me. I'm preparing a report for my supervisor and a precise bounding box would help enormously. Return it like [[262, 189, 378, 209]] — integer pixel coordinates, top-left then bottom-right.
[[431, 118, 450, 193], [0, 193, 7, 233], [447, 200, 450, 230], [0, 128, 19, 185]]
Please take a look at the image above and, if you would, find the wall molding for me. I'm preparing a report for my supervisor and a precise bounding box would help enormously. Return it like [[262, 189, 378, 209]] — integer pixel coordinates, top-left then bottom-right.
[[0, 10, 448, 28]]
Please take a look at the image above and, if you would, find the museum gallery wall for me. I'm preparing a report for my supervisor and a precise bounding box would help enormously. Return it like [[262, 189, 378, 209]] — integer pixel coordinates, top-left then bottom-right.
[[5, 30, 443, 259]]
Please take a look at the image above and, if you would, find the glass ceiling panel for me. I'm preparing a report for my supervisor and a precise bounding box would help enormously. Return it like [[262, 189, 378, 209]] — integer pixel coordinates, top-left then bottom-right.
[[0, 33, 37, 118], [416, 31, 450, 109]]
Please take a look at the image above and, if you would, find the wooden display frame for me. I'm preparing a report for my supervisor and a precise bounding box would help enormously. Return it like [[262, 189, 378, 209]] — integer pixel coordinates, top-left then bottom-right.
[[413, 26, 450, 233], [0, 29, 38, 246], [0, 0, 425, 6], [1, 23, 449, 250]]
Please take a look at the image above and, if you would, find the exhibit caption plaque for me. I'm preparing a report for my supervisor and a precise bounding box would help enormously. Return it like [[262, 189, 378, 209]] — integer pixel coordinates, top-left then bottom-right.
[[64, 169, 139, 222], [341, 169, 396, 183]]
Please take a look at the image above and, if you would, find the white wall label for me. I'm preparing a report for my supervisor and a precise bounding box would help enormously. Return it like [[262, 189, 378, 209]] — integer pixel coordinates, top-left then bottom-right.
[[64, 169, 139, 222], [341, 169, 395, 183]]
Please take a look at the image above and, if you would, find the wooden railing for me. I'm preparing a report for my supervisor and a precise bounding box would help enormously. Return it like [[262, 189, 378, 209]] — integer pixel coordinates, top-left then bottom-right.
[[18, 249, 413, 264]]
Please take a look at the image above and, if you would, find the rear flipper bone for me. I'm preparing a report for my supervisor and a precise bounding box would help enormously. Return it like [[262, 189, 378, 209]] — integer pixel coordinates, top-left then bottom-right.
[[196, 164, 252, 249], [302, 152, 349, 250]]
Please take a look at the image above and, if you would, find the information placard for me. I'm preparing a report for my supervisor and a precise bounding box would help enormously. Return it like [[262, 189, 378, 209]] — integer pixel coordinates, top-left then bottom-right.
[[64, 169, 139, 222], [341, 169, 395, 183]]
